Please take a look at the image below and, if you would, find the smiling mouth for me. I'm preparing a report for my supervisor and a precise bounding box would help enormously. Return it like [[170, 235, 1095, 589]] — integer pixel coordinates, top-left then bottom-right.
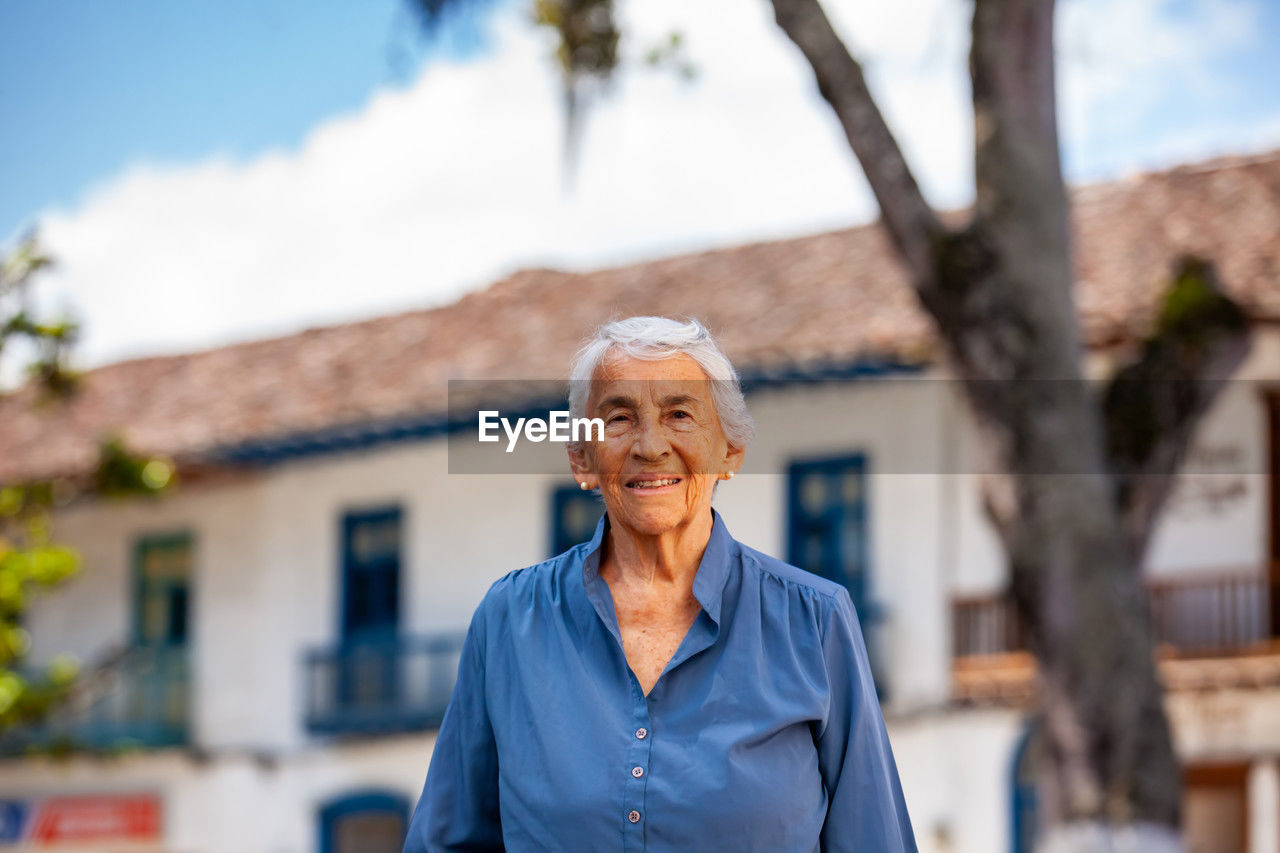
[[626, 477, 682, 490]]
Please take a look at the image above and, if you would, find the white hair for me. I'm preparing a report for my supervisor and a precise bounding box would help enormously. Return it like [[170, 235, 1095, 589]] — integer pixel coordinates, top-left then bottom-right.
[[567, 316, 755, 450]]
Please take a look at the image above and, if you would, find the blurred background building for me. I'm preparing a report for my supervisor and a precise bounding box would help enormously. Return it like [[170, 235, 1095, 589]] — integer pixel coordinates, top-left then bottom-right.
[[0, 149, 1277, 852]]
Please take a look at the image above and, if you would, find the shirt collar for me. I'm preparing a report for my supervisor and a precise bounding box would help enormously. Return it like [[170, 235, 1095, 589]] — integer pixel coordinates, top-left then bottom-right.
[[581, 508, 734, 626]]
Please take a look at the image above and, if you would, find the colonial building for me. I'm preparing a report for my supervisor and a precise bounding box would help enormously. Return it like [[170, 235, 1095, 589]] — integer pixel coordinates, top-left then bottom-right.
[[1, 150, 1278, 853]]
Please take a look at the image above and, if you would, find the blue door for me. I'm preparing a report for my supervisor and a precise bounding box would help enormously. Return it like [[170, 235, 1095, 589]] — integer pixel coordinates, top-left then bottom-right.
[[341, 507, 402, 641], [786, 454, 885, 698], [319, 791, 408, 853], [549, 484, 605, 557], [339, 507, 402, 711]]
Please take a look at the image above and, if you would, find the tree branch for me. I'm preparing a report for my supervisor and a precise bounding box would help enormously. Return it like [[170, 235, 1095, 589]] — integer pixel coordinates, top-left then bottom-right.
[[1103, 257, 1252, 563], [770, 0, 946, 291], [971, 0, 1065, 252]]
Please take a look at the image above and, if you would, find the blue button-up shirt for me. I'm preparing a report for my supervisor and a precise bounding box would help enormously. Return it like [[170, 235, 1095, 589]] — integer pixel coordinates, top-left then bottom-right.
[[403, 510, 917, 852]]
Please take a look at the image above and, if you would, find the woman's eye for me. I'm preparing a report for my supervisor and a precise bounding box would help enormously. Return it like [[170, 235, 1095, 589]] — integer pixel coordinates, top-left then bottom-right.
[[608, 414, 630, 423], [671, 410, 690, 419]]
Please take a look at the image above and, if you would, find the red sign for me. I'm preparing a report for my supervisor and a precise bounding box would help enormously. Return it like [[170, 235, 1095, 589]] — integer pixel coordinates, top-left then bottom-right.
[[27, 794, 161, 843]]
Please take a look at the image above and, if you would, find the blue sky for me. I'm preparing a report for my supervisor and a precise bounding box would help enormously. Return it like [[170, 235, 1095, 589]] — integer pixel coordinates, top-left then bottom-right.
[[1055, 0, 1280, 182], [5, 0, 1279, 239], [1, 0, 495, 238], [2, 0, 1279, 373]]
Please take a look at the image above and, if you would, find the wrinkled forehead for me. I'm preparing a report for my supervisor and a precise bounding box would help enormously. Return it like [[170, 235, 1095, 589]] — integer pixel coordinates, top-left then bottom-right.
[[586, 351, 714, 409]]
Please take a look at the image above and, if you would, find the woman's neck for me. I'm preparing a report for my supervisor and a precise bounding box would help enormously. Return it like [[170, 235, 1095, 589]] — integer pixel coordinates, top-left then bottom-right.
[[600, 510, 714, 594]]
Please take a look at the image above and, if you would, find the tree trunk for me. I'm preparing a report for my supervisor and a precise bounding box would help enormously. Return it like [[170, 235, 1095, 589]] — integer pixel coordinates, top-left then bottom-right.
[[771, 0, 1252, 847]]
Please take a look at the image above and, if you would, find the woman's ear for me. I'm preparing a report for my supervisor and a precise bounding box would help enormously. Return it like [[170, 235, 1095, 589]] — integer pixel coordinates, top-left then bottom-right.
[[722, 443, 745, 479], [568, 444, 596, 490]]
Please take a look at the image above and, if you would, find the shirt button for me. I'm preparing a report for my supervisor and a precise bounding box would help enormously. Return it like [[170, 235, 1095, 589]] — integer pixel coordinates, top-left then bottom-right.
[[631, 766, 644, 778], [628, 810, 641, 823], [635, 727, 648, 740]]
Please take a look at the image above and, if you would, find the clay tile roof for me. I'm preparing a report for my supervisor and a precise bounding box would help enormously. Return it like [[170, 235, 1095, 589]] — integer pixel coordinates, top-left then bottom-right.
[[2, 149, 1279, 484]]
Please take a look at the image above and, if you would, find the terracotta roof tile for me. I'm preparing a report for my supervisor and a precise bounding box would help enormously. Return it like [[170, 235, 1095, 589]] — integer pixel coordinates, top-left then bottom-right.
[[3, 149, 1279, 483]]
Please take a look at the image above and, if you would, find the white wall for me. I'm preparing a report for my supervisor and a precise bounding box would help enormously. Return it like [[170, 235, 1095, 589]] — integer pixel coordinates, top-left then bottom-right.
[[728, 374, 961, 710], [12, 331, 1280, 852], [889, 708, 1026, 853], [26, 338, 1280, 746], [27, 369, 976, 740], [0, 732, 439, 853], [1144, 371, 1269, 575]]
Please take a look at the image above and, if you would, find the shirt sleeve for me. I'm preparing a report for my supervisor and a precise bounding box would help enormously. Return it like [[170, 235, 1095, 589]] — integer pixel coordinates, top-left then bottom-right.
[[402, 600, 503, 853], [815, 588, 918, 853]]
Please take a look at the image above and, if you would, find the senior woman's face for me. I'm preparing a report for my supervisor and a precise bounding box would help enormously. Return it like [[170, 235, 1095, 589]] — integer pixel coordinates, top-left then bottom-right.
[[571, 353, 743, 538]]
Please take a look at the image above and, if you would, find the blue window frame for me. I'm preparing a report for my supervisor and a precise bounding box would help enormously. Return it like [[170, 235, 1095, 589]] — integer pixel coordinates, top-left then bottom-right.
[[340, 507, 402, 642], [318, 790, 409, 853], [786, 453, 887, 699], [549, 484, 604, 557], [337, 507, 403, 711]]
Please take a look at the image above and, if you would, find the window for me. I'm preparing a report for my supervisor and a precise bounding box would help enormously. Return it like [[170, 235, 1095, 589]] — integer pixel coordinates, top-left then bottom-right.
[[549, 484, 604, 557], [129, 532, 193, 744], [340, 507, 402, 642], [336, 507, 403, 712], [318, 791, 408, 853], [786, 454, 886, 698], [133, 532, 193, 648]]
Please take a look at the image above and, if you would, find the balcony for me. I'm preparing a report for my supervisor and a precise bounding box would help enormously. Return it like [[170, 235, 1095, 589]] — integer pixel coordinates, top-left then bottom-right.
[[303, 633, 465, 736], [0, 644, 189, 756], [952, 570, 1280, 702]]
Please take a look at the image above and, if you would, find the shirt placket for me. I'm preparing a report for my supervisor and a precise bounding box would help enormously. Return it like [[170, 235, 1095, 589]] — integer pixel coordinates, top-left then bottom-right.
[[622, 689, 653, 852], [582, 563, 656, 852], [578, 512, 730, 852]]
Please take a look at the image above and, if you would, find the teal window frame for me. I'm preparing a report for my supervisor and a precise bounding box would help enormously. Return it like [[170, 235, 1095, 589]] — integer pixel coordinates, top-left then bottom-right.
[[131, 530, 194, 649]]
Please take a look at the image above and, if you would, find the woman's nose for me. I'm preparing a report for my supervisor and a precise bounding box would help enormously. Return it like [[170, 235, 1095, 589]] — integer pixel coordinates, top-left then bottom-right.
[[631, 415, 670, 460]]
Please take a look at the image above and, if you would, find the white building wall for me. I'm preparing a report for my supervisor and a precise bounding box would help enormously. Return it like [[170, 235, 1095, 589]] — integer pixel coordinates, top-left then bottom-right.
[[738, 375, 959, 710], [9, 326, 1280, 852], [1144, 371, 1269, 576], [3, 733, 439, 853], [888, 709, 1026, 853], [27, 476, 276, 751]]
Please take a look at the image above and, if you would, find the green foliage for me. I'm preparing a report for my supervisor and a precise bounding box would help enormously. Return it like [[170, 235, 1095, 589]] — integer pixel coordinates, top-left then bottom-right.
[[1155, 256, 1250, 353], [96, 434, 175, 498], [0, 233, 81, 400], [0, 483, 82, 729], [0, 235, 174, 738], [643, 31, 697, 81], [408, 0, 693, 182], [532, 0, 619, 83], [1104, 256, 1251, 489]]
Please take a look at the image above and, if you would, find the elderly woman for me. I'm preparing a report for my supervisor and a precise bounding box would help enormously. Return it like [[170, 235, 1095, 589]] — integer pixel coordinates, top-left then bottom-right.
[[404, 317, 916, 852]]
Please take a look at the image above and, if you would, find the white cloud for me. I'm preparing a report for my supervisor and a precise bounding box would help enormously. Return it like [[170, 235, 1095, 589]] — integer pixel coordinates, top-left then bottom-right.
[[24, 0, 1277, 374], [1058, 0, 1265, 176]]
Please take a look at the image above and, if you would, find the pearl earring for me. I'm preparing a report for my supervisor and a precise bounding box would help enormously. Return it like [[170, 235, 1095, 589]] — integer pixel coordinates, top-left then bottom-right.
[[580, 481, 590, 490], [724, 471, 735, 480]]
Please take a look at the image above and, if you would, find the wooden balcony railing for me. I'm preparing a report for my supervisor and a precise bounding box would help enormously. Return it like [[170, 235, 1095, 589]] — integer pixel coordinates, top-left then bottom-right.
[[954, 571, 1278, 661]]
